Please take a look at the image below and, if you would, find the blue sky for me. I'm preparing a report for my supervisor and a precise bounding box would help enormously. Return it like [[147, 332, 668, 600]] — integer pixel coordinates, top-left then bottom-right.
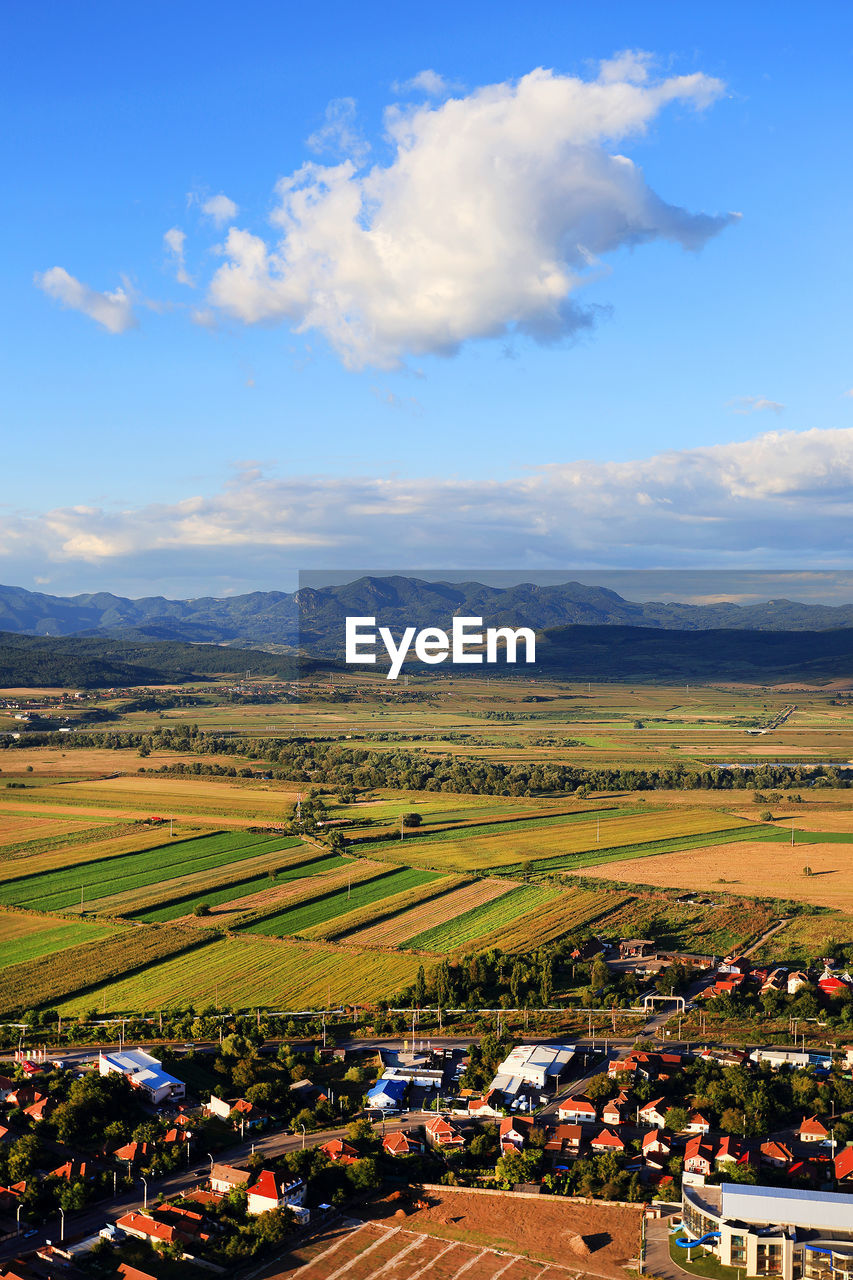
[[3, 1, 853, 596]]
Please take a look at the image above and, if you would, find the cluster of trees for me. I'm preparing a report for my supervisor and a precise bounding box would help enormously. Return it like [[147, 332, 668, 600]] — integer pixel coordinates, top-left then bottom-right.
[[704, 979, 853, 1033], [6, 725, 850, 794]]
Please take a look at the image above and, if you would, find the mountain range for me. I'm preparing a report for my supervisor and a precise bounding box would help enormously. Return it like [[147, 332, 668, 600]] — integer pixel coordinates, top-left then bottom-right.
[[4, 577, 853, 654]]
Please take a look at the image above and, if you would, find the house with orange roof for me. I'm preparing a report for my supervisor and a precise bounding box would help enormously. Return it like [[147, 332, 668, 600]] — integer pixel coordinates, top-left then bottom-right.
[[684, 1136, 716, 1177], [320, 1139, 358, 1164], [686, 1110, 711, 1134], [425, 1115, 465, 1148], [590, 1127, 625, 1153], [544, 1123, 583, 1160], [638, 1098, 668, 1129], [499, 1116, 532, 1153], [557, 1095, 597, 1124], [798, 1115, 830, 1143], [382, 1130, 423, 1157], [761, 1140, 794, 1168], [116, 1211, 188, 1248], [642, 1128, 672, 1157]]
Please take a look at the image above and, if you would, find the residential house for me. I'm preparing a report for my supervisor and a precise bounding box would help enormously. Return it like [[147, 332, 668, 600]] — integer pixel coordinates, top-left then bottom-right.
[[834, 1145, 853, 1183], [425, 1116, 464, 1148], [715, 1136, 747, 1166], [113, 1141, 152, 1165], [246, 1170, 305, 1216], [601, 1092, 629, 1126], [686, 1111, 712, 1134], [499, 1117, 532, 1153], [118, 1265, 159, 1280], [557, 1095, 597, 1124], [798, 1116, 830, 1144], [787, 972, 811, 995], [209, 1163, 249, 1194], [467, 1090, 504, 1119], [638, 1099, 668, 1129], [590, 1128, 625, 1153], [619, 939, 656, 959], [116, 1211, 192, 1249], [642, 1129, 672, 1158], [684, 1136, 716, 1177], [544, 1124, 583, 1161], [382, 1131, 423, 1157], [760, 1141, 794, 1169], [320, 1139, 358, 1165], [366, 1077, 407, 1112]]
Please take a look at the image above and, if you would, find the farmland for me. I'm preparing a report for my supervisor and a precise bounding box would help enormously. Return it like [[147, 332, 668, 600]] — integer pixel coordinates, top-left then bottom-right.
[[0, 831, 300, 913], [0, 670, 851, 1016], [244, 867, 441, 939], [0, 910, 115, 969], [358, 806, 759, 873], [52, 935, 428, 1013], [579, 834, 853, 910]]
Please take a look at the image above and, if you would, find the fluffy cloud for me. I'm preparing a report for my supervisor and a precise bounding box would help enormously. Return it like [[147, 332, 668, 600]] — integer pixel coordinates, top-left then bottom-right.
[[163, 228, 193, 286], [2, 429, 851, 583], [34, 267, 137, 333], [207, 57, 735, 368], [392, 69, 455, 96], [201, 193, 239, 226]]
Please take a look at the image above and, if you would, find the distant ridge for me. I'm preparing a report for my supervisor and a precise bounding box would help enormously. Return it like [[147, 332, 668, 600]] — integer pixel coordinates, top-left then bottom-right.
[[3, 577, 853, 654]]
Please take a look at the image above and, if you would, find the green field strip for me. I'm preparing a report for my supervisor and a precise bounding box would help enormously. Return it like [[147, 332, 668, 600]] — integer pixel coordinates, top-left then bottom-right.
[[307, 875, 465, 941], [354, 805, 646, 851], [0, 914, 116, 969], [404, 883, 561, 952], [135, 853, 350, 922], [0, 831, 299, 912], [535, 823, 772, 871], [244, 867, 440, 938]]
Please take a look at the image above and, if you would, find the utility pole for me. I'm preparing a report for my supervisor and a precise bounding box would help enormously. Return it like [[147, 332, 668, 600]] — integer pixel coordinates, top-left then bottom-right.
[[400, 815, 404, 840], [80, 885, 84, 914]]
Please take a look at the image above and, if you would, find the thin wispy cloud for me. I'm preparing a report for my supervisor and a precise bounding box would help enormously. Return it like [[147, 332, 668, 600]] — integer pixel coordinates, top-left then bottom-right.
[[163, 227, 193, 286], [728, 395, 785, 415], [34, 267, 138, 333], [2, 429, 851, 584], [392, 69, 459, 96], [307, 97, 370, 164]]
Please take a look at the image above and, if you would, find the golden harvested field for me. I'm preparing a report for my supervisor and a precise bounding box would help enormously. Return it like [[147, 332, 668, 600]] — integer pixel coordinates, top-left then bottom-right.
[[342, 876, 520, 948], [0, 747, 250, 777], [579, 840, 853, 910], [28, 774, 301, 820], [380, 807, 751, 872], [53, 935, 426, 1012], [0, 812, 104, 842]]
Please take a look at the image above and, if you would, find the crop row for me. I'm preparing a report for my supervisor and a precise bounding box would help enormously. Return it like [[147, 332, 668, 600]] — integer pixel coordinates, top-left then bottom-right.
[[301, 875, 464, 942], [469, 888, 623, 953], [0, 924, 213, 1016], [533, 823, 769, 871], [94, 842, 315, 919], [52, 936, 427, 1014], [137, 853, 353, 922], [244, 867, 440, 939], [0, 831, 295, 912], [343, 877, 523, 949], [0, 910, 115, 971], [405, 884, 561, 953], [354, 804, 636, 851]]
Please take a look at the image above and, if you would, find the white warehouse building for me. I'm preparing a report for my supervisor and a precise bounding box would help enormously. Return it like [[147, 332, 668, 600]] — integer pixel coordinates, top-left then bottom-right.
[[99, 1049, 185, 1105]]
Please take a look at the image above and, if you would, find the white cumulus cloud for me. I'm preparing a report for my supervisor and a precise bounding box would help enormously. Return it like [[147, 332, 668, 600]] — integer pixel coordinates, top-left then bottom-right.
[[307, 97, 370, 164], [2, 428, 852, 582], [207, 57, 735, 369], [34, 267, 137, 334], [201, 193, 239, 226]]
